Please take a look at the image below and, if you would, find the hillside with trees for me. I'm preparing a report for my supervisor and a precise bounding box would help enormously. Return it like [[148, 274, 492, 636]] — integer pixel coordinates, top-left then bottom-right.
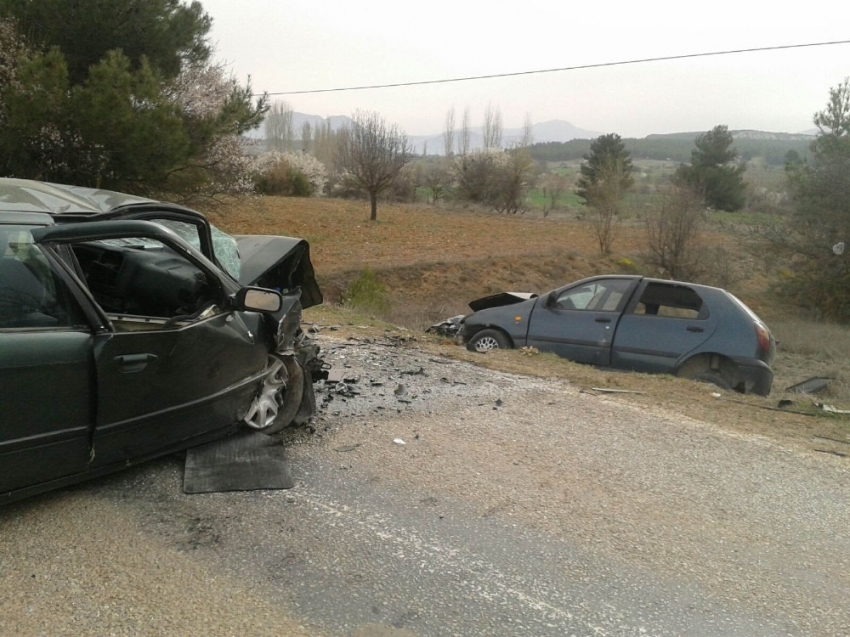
[[530, 133, 812, 166]]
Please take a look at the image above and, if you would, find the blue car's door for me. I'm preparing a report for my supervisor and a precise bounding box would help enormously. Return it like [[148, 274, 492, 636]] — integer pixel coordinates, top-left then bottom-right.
[[0, 227, 93, 495], [611, 281, 717, 373], [527, 278, 636, 365]]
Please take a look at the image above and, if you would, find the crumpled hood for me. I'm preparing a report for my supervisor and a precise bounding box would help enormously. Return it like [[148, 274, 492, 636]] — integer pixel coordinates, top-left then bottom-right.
[[468, 292, 537, 313], [235, 235, 323, 309]]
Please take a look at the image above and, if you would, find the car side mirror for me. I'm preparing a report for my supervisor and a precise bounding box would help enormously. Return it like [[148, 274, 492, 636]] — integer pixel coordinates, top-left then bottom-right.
[[234, 287, 283, 313], [546, 291, 558, 308]]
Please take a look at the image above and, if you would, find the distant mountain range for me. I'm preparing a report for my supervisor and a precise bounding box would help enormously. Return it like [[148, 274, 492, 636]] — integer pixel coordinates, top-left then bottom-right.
[[257, 112, 815, 156], [407, 120, 601, 155], [259, 113, 599, 155], [646, 130, 815, 142]]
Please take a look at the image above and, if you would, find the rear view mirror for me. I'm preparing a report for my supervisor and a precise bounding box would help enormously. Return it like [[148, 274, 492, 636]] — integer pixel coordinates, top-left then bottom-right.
[[546, 291, 558, 307], [235, 287, 282, 313]]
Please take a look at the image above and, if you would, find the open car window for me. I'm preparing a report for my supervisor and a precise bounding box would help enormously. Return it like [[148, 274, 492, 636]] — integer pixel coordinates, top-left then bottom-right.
[[71, 237, 223, 331], [632, 282, 707, 319], [0, 226, 87, 329]]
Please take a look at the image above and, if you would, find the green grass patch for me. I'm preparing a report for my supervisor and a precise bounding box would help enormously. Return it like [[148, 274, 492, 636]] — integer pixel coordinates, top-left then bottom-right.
[[341, 268, 390, 314]]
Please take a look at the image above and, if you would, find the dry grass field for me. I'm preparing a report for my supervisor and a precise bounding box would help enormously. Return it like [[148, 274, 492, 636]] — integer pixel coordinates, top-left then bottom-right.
[[211, 195, 850, 448]]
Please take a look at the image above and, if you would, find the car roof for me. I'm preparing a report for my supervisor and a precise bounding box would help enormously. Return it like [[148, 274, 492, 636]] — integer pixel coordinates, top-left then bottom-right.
[[0, 178, 155, 215], [0, 211, 54, 226]]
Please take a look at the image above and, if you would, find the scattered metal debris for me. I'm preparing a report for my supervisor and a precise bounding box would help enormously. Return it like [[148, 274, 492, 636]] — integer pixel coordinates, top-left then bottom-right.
[[813, 435, 850, 446], [335, 444, 361, 453], [814, 448, 848, 458], [723, 397, 817, 416], [393, 438, 406, 446], [786, 377, 833, 395], [816, 403, 850, 415], [426, 315, 465, 338]]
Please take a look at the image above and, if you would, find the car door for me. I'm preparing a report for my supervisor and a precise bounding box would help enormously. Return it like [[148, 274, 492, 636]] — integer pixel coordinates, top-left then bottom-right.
[[33, 220, 270, 468], [611, 280, 718, 373], [0, 224, 93, 495], [526, 278, 636, 365]]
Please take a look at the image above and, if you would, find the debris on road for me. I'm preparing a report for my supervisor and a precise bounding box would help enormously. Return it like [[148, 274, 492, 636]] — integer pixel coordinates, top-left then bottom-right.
[[786, 377, 833, 394], [426, 315, 465, 338], [393, 438, 406, 446], [816, 402, 850, 415], [335, 444, 361, 453], [591, 388, 647, 395]]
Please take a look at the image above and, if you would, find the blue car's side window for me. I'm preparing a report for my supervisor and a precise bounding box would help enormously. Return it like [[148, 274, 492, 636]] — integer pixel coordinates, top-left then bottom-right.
[[632, 283, 707, 319], [556, 279, 632, 312]]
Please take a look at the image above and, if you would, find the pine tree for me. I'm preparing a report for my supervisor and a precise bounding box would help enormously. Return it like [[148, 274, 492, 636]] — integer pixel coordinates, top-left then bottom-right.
[[675, 125, 747, 212]]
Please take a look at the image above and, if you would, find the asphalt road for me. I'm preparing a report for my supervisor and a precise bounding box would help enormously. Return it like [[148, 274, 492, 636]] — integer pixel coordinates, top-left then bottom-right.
[[2, 337, 848, 636]]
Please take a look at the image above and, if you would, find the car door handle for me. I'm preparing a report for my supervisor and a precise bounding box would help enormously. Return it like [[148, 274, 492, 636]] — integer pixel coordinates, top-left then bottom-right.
[[114, 353, 157, 373], [686, 326, 704, 333], [595, 317, 612, 323]]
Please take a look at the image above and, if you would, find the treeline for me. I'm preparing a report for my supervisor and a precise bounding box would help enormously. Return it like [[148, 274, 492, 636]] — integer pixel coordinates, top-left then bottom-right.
[[530, 136, 812, 166]]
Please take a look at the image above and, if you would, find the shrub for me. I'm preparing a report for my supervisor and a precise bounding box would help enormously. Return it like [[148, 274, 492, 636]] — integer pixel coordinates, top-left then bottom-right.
[[453, 147, 535, 213], [342, 268, 389, 314], [254, 151, 326, 196], [644, 185, 706, 280]]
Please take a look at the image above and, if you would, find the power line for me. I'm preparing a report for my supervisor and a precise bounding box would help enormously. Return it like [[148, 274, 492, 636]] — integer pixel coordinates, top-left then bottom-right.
[[255, 40, 850, 97]]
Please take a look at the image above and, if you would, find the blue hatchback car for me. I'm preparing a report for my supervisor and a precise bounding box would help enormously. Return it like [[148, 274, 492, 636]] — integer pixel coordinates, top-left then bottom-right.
[[461, 275, 776, 395]]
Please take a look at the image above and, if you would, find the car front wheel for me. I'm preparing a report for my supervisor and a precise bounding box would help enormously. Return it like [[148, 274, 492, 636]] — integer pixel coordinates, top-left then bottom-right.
[[467, 328, 511, 353], [243, 355, 304, 434]]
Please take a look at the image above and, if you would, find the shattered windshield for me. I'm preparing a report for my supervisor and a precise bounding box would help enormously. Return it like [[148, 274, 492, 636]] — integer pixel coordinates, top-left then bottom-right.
[[210, 224, 240, 281], [96, 219, 241, 281]]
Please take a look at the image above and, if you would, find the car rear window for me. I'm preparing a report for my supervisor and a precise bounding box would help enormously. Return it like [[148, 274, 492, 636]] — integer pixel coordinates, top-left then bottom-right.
[[632, 282, 706, 319]]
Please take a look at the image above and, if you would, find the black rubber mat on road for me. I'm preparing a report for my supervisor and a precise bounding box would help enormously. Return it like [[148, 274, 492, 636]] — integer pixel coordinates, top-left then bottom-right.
[[183, 431, 294, 494]]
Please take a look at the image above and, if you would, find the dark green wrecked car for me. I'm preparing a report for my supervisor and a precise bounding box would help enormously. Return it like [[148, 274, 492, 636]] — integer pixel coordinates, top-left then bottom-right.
[[0, 178, 325, 505]]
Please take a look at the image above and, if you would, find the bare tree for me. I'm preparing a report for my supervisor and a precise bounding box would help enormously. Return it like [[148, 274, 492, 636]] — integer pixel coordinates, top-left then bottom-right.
[[337, 110, 411, 221], [300, 120, 312, 153], [482, 102, 502, 149], [314, 119, 338, 167], [266, 100, 294, 152], [443, 106, 455, 156], [459, 106, 471, 155], [521, 113, 534, 148], [541, 172, 569, 216], [645, 185, 706, 279]]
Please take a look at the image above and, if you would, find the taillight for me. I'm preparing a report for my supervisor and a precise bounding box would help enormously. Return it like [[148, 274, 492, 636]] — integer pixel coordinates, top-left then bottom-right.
[[754, 322, 770, 352]]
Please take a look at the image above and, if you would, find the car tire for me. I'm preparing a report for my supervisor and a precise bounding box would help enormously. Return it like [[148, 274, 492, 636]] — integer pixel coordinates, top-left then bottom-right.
[[243, 355, 304, 435], [466, 328, 511, 353]]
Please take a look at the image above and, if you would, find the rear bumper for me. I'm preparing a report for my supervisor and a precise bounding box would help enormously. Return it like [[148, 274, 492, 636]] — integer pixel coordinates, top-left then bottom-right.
[[733, 357, 773, 396]]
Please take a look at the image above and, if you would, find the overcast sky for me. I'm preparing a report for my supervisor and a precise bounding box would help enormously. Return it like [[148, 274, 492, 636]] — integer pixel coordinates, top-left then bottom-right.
[[200, 0, 850, 137]]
